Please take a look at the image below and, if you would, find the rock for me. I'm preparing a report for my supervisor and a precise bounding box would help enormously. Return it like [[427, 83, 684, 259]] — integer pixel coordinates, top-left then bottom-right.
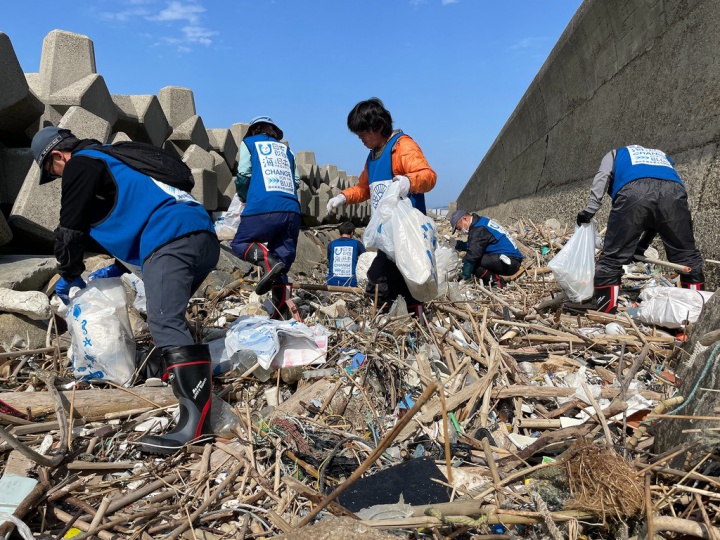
[[0, 312, 48, 350], [216, 244, 254, 276], [290, 231, 326, 278], [0, 288, 51, 320], [0, 255, 58, 291]]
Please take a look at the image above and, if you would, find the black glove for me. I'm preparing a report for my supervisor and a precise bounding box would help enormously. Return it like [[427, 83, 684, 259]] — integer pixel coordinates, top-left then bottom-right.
[[576, 210, 594, 226], [455, 240, 468, 252]]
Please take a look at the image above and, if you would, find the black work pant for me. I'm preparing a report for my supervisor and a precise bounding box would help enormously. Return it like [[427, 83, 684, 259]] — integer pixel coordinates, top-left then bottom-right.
[[365, 249, 421, 308], [595, 178, 704, 287], [472, 254, 522, 281]]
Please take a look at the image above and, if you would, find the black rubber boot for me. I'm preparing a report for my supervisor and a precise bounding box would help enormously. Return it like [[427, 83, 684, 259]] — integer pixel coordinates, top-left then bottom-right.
[[593, 285, 619, 315], [679, 277, 705, 291], [243, 243, 285, 295], [408, 303, 425, 320], [270, 283, 292, 320], [139, 344, 213, 454]]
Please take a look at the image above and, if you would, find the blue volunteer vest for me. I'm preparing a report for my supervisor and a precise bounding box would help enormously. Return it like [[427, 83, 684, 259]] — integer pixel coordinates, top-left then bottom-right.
[[366, 131, 426, 215], [609, 146, 683, 199], [76, 148, 215, 267], [242, 135, 300, 216], [327, 237, 364, 286], [474, 217, 523, 259]]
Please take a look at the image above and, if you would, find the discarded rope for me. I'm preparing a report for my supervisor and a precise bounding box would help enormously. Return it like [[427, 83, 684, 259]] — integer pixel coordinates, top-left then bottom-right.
[[424, 507, 488, 527], [532, 491, 563, 540], [670, 341, 720, 414]]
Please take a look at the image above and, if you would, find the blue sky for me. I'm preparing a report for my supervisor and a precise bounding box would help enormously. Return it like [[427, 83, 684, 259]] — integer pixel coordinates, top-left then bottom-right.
[[4, 0, 582, 208]]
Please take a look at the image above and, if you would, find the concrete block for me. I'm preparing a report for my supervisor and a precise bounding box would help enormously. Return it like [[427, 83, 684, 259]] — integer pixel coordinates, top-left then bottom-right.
[[301, 195, 320, 227], [209, 150, 234, 210], [0, 255, 58, 291], [0, 148, 33, 211], [162, 140, 183, 159], [309, 165, 323, 190], [298, 182, 313, 216], [168, 115, 209, 150], [0, 32, 43, 145], [320, 164, 338, 186], [109, 131, 132, 143], [8, 164, 58, 244], [0, 289, 51, 320], [58, 106, 112, 142], [28, 105, 64, 139], [112, 94, 171, 147], [38, 30, 96, 99], [295, 151, 317, 169], [297, 161, 313, 182], [182, 144, 214, 170], [25, 73, 41, 96], [230, 123, 249, 150], [190, 167, 217, 211], [49, 74, 118, 125], [0, 214, 11, 247], [158, 86, 196, 128], [317, 191, 330, 224], [336, 170, 347, 190], [207, 128, 238, 171]]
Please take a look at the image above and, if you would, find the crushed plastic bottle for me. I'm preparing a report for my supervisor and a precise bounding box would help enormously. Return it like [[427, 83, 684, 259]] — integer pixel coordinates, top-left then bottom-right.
[[208, 395, 241, 438]]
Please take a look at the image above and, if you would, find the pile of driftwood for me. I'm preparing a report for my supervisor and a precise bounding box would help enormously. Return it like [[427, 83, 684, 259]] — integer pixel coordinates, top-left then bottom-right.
[[1, 218, 719, 540]]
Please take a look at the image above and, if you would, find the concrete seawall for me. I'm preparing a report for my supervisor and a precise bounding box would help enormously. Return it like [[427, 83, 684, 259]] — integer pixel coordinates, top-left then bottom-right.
[[459, 0, 720, 282]]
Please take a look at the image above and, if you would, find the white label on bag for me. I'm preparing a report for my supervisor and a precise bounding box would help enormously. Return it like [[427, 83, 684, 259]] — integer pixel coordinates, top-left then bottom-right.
[[370, 180, 393, 210], [152, 178, 199, 204], [627, 146, 673, 168], [256, 141, 295, 194], [487, 219, 519, 250], [332, 246, 354, 277]]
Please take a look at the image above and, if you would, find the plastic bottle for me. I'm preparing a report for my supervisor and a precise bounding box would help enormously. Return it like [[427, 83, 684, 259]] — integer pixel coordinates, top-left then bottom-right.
[[280, 366, 303, 384], [301, 368, 337, 380], [208, 395, 241, 438]]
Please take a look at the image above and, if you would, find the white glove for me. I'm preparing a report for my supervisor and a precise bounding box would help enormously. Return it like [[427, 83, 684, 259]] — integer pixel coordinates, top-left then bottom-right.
[[393, 175, 411, 197], [326, 193, 346, 214]]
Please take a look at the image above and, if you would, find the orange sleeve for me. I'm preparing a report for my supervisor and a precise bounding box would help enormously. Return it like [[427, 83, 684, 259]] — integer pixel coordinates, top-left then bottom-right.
[[392, 135, 436, 194], [342, 166, 371, 205]]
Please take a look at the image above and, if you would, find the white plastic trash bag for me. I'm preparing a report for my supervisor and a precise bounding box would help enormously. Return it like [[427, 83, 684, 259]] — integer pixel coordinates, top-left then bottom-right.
[[355, 251, 377, 288], [363, 182, 438, 302], [435, 243, 460, 285], [66, 278, 136, 385], [214, 194, 244, 240], [637, 286, 714, 328], [121, 272, 147, 313], [223, 315, 330, 371], [548, 221, 598, 302]]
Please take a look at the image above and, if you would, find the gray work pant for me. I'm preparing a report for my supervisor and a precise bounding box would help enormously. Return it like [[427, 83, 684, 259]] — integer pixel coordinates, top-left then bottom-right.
[[143, 231, 220, 348]]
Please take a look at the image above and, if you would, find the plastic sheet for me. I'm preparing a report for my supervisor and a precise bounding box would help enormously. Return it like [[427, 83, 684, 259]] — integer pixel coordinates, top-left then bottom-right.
[[221, 315, 330, 371]]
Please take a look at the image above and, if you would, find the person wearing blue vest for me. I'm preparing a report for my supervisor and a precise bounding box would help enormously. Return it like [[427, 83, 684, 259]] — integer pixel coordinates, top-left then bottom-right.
[[577, 145, 705, 314], [449, 210, 523, 288], [327, 222, 366, 287], [230, 116, 301, 320], [31, 126, 220, 454], [326, 98, 437, 317]]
